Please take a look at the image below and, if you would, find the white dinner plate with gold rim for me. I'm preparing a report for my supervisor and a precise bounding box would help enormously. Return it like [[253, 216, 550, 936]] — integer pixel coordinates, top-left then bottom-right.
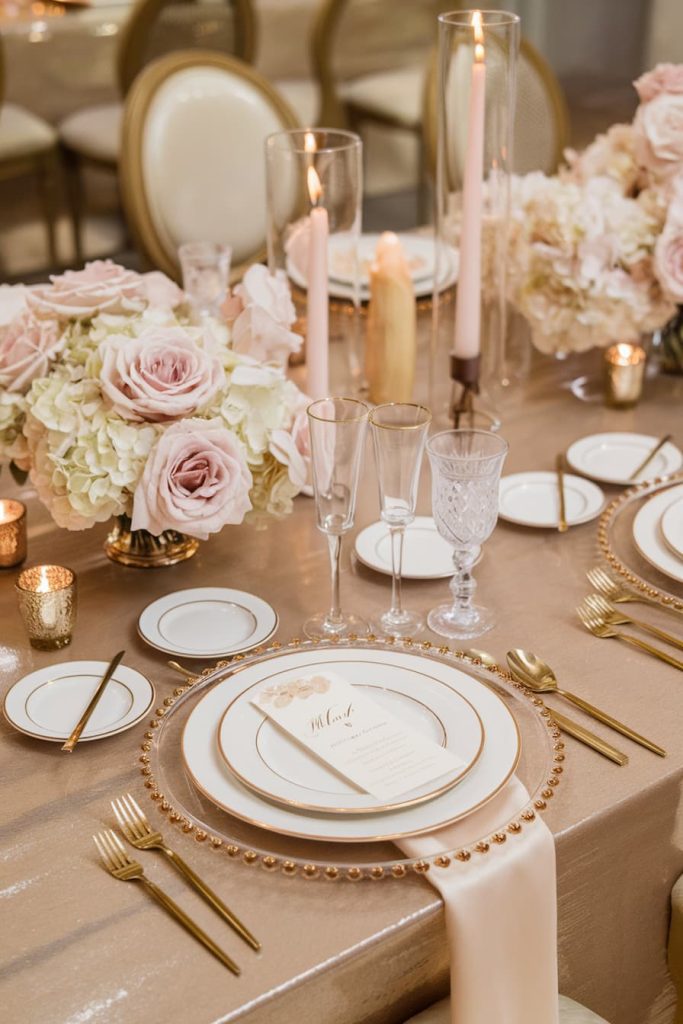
[[137, 587, 278, 659], [3, 660, 155, 742], [217, 670, 484, 814], [632, 483, 683, 584], [181, 647, 520, 843], [354, 517, 479, 579], [661, 499, 683, 560], [566, 432, 683, 486], [499, 471, 605, 528]]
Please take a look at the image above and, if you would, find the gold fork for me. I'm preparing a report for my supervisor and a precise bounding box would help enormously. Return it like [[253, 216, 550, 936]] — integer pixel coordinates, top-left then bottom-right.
[[576, 604, 683, 671], [585, 594, 683, 651], [93, 829, 240, 975], [112, 793, 260, 952], [587, 566, 683, 617]]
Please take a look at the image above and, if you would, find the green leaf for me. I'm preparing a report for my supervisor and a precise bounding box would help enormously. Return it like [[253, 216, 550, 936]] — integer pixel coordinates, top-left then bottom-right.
[[9, 462, 28, 486]]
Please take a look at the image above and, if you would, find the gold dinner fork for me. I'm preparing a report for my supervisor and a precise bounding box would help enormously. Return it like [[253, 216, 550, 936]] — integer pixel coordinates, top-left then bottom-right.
[[585, 594, 683, 652], [587, 566, 683, 617], [112, 793, 260, 952], [93, 829, 240, 974], [576, 604, 683, 671]]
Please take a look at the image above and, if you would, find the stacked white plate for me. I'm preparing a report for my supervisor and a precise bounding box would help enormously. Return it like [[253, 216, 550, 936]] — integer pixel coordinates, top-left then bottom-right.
[[180, 646, 520, 843], [632, 482, 683, 584]]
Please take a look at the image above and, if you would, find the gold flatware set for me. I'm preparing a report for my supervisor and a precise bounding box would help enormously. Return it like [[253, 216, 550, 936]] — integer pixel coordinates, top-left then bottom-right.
[[95, 792, 260, 973]]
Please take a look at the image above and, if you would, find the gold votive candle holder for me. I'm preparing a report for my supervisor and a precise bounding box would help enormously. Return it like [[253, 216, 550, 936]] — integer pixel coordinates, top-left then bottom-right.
[[604, 342, 646, 408], [16, 565, 77, 651], [0, 499, 26, 568]]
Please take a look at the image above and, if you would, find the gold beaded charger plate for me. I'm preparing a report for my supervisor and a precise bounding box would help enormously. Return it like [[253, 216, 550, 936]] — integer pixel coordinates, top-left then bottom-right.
[[140, 638, 563, 879], [598, 475, 683, 610], [215, 665, 485, 815]]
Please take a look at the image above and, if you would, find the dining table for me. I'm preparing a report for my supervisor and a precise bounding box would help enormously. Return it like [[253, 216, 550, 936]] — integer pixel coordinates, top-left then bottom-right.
[[1, 321, 682, 1024]]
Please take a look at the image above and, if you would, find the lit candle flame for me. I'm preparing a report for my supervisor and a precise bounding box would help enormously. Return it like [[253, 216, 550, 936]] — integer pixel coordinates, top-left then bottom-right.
[[37, 566, 51, 593], [307, 165, 322, 206], [304, 131, 316, 153], [472, 10, 485, 63]]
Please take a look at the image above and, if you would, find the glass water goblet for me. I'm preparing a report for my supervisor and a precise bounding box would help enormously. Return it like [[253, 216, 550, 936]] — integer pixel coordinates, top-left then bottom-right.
[[369, 402, 432, 638], [304, 397, 369, 640], [178, 242, 232, 319], [427, 429, 508, 640]]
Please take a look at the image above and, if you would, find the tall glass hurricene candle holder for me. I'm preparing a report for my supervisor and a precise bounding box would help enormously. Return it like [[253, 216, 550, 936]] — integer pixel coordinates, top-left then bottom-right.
[[265, 129, 362, 396], [431, 10, 519, 428]]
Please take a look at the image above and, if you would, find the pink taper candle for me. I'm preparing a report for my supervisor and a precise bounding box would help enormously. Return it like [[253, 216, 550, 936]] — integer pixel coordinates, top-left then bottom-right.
[[306, 163, 329, 399], [453, 11, 486, 360]]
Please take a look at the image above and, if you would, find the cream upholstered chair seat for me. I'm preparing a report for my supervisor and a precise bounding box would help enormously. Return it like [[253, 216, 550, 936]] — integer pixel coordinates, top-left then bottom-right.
[[58, 103, 122, 164], [404, 995, 610, 1024], [0, 104, 57, 160], [274, 79, 319, 127], [339, 65, 424, 128]]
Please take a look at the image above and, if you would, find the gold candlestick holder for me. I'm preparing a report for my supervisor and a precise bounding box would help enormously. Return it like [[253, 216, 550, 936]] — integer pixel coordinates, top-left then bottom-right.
[[0, 499, 26, 568], [16, 565, 77, 650], [604, 343, 646, 408]]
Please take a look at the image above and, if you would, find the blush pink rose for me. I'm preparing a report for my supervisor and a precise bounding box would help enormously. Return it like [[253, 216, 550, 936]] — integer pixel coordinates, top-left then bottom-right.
[[234, 265, 296, 327], [131, 419, 253, 539], [635, 64, 683, 103], [141, 271, 185, 310], [633, 93, 683, 173], [655, 224, 683, 301], [0, 313, 63, 393], [232, 306, 303, 365], [99, 326, 224, 422], [269, 408, 311, 491], [27, 260, 145, 320]]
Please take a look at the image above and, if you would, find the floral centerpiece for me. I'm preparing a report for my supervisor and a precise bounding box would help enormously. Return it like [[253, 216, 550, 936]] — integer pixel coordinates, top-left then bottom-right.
[[0, 260, 311, 566], [506, 62, 683, 363]]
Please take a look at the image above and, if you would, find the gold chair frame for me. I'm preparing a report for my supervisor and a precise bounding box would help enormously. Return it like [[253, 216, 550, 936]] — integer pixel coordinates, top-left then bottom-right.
[[61, 0, 256, 264], [120, 49, 300, 284]]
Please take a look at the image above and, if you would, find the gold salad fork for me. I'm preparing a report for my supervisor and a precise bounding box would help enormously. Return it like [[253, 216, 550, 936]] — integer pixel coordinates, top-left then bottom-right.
[[585, 594, 683, 651], [112, 793, 260, 952], [587, 566, 683, 617], [93, 829, 240, 974], [576, 604, 683, 671]]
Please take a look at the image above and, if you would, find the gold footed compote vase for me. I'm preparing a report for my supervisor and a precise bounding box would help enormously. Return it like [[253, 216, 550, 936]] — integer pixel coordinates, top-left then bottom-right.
[[104, 515, 199, 568]]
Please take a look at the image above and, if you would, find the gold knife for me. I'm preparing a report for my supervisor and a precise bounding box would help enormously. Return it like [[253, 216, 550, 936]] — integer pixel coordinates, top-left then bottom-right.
[[62, 651, 126, 752], [628, 433, 673, 481], [550, 708, 628, 766], [556, 452, 568, 532]]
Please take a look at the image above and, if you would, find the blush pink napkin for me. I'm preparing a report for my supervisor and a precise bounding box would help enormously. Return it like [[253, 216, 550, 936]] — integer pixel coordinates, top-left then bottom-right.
[[399, 777, 559, 1024]]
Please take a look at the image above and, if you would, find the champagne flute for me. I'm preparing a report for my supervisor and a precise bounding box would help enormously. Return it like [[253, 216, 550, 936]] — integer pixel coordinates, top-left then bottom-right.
[[427, 429, 508, 639], [369, 402, 432, 637], [304, 397, 369, 639]]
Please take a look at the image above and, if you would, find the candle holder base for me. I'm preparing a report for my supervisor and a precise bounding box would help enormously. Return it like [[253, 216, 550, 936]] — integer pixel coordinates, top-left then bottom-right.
[[449, 357, 501, 431]]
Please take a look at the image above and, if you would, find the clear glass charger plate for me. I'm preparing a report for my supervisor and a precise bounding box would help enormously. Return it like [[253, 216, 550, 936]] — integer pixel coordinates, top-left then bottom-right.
[[139, 637, 564, 881], [598, 474, 683, 610]]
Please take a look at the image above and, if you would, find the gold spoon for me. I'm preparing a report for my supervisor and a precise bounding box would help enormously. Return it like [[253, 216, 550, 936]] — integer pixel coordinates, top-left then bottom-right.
[[506, 648, 665, 757]]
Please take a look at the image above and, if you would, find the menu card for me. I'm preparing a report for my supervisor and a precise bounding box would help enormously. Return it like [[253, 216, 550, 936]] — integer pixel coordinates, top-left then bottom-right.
[[252, 671, 463, 800]]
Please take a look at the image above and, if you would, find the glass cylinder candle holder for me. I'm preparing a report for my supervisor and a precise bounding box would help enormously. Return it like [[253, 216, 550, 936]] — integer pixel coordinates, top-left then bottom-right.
[[431, 10, 520, 428], [16, 565, 77, 650], [604, 343, 646, 408], [265, 129, 362, 396], [0, 499, 26, 568]]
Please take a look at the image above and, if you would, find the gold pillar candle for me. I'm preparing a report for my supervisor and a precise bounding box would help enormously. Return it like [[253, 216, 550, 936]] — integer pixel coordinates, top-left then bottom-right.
[[0, 499, 26, 567], [604, 343, 646, 408], [366, 232, 417, 404], [16, 565, 77, 651]]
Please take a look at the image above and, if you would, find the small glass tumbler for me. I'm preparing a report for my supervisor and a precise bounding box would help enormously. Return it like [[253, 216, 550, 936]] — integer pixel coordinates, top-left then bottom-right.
[[16, 565, 77, 650], [0, 499, 26, 568], [178, 242, 232, 318], [369, 403, 432, 638], [427, 429, 508, 639], [304, 397, 369, 640]]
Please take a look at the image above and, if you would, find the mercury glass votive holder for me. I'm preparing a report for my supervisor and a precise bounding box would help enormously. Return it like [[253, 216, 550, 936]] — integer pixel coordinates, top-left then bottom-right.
[[16, 565, 77, 650], [604, 343, 646, 408], [0, 499, 26, 567]]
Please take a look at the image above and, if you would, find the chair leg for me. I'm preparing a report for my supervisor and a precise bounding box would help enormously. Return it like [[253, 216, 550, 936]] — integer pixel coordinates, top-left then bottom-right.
[[36, 150, 59, 270], [62, 146, 85, 266]]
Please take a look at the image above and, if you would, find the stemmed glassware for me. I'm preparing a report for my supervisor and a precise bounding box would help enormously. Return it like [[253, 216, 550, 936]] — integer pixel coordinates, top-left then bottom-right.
[[427, 429, 508, 640], [304, 397, 369, 640], [178, 242, 232, 319], [369, 403, 432, 638]]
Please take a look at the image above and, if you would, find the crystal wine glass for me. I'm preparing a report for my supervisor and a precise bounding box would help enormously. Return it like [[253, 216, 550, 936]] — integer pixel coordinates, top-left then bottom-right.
[[427, 429, 508, 639], [369, 402, 432, 637], [178, 242, 231, 319], [304, 397, 369, 639]]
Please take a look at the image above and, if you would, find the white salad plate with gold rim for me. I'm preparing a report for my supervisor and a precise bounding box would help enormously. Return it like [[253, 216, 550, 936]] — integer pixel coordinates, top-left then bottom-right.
[[217, 669, 484, 814], [137, 587, 278, 659], [354, 517, 477, 579], [181, 647, 520, 843], [499, 471, 605, 528], [566, 432, 683, 486], [661, 498, 683, 561], [633, 483, 683, 584], [3, 660, 154, 743]]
